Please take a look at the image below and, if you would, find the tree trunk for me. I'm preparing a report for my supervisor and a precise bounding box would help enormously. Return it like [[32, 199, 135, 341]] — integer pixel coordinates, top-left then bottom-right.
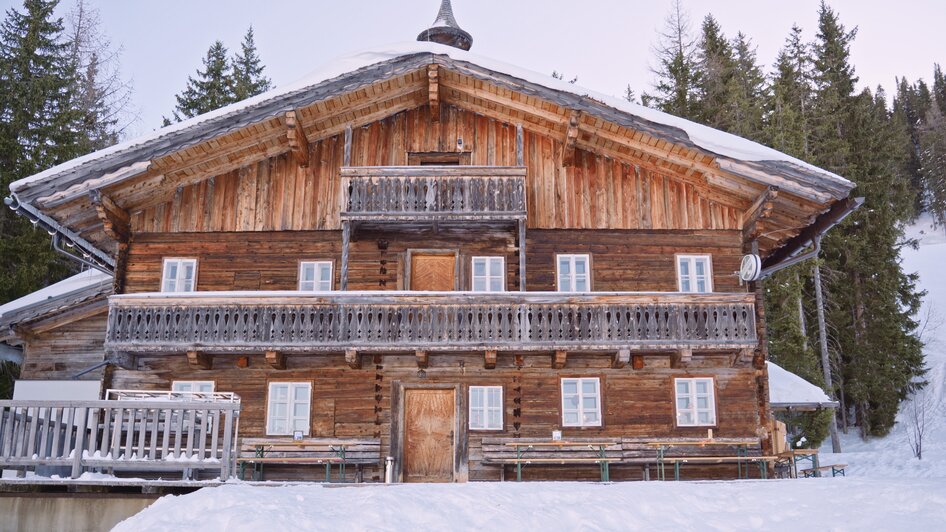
[[812, 238, 842, 452]]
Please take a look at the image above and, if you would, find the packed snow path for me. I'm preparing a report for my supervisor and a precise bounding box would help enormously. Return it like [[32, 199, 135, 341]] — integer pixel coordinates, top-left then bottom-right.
[[113, 479, 945, 531]]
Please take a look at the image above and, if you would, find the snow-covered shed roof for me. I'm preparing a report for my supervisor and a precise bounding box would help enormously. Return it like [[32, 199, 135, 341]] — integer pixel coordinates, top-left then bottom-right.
[[767, 361, 837, 410], [0, 269, 112, 345]]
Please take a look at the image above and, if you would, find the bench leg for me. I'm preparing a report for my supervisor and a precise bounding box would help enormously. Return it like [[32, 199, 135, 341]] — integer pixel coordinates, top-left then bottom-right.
[[516, 461, 522, 482], [674, 461, 681, 481]]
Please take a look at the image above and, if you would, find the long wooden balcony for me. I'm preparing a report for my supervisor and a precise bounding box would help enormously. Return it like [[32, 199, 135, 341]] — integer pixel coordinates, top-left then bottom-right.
[[340, 166, 527, 222], [104, 292, 757, 355]]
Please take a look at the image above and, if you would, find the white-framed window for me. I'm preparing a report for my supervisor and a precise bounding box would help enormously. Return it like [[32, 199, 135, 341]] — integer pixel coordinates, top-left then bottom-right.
[[267, 382, 312, 436], [162, 258, 197, 293], [469, 386, 503, 430], [675, 377, 717, 427], [298, 261, 333, 292], [676, 255, 713, 293], [557, 254, 591, 292], [561, 377, 601, 427], [471, 256, 505, 292], [171, 381, 215, 393]]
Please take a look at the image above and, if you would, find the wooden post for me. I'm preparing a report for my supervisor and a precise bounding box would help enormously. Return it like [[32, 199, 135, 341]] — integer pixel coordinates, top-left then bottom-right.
[[813, 235, 842, 453], [340, 221, 351, 291], [516, 124, 524, 166], [265, 350, 286, 370], [484, 350, 497, 369], [518, 219, 527, 292], [343, 125, 353, 167], [552, 350, 567, 369], [428, 64, 440, 122], [70, 407, 88, 478]]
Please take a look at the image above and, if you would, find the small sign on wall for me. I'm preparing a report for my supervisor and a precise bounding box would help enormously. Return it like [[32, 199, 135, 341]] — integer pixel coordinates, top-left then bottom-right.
[[552, 430, 562, 441]]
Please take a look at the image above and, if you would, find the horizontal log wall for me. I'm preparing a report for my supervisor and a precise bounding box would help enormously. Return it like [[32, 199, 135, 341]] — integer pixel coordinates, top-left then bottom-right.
[[130, 105, 740, 233], [20, 313, 108, 381], [109, 353, 762, 481], [122, 229, 744, 294]]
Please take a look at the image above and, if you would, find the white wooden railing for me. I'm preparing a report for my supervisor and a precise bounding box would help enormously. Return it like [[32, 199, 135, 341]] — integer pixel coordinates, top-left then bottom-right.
[[340, 166, 527, 221], [104, 292, 757, 353], [0, 399, 240, 479]]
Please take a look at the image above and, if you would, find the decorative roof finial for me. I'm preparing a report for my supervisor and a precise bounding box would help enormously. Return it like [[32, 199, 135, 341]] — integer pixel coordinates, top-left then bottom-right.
[[417, 0, 473, 51]]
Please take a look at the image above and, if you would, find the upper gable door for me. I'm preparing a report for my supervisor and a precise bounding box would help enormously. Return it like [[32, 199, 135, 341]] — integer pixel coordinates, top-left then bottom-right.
[[409, 252, 457, 291]]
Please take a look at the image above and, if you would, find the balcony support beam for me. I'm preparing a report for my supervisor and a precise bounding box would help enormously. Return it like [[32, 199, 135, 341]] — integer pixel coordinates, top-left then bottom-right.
[[285, 110, 310, 168], [552, 350, 567, 369], [562, 110, 581, 166], [416, 350, 428, 369], [612, 348, 630, 369], [187, 350, 212, 370], [484, 350, 497, 369], [671, 347, 692, 369], [265, 350, 286, 370], [631, 354, 645, 370], [345, 349, 361, 370]]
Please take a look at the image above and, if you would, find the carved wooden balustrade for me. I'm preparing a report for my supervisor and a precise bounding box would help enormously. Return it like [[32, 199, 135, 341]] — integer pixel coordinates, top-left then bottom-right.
[[340, 166, 527, 221], [105, 292, 757, 354]]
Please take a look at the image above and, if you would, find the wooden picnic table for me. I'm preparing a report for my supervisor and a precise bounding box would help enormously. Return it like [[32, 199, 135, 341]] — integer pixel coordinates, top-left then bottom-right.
[[503, 440, 620, 481], [777, 449, 820, 478], [645, 438, 761, 481]]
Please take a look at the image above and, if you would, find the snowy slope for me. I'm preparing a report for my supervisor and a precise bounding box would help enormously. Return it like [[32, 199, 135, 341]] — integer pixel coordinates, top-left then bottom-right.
[[818, 216, 946, 478]]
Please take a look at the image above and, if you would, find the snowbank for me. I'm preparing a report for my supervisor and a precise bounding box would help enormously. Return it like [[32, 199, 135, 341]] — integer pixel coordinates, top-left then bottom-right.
[[113, 479, 946, 532]]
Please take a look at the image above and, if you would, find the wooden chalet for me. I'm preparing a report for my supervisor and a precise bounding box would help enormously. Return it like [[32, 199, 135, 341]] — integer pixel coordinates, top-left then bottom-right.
[[1, 1, 857, 485]]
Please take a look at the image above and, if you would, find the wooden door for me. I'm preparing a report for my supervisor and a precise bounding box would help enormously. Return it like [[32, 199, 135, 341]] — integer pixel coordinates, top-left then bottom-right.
[[410, 253, 456, 291], [403, 389, 455, 482]]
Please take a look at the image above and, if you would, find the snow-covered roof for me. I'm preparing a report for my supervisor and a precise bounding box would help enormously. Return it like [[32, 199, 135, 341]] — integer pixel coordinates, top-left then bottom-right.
[[767, 361, 837, 409], [0, 269, 112, 341], [9, 41, 852, 203]]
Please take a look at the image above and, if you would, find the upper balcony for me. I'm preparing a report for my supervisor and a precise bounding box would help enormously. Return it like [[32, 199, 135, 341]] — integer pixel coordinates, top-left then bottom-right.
[[340, 166, 527, 226], [104, 291, 757, 357]]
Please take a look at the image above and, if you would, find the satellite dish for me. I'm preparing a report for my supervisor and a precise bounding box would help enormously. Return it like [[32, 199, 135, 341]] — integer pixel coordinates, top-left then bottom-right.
[[739, 254, 762, 282]]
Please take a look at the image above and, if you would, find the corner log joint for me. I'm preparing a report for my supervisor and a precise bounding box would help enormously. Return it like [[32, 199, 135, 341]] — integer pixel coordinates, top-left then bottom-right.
[[187, 350, 212, 370], [285, 110, 310, 168], [265, 350, 286, 370], [88, 190, 130, 242], [742, 187, 779, 242]]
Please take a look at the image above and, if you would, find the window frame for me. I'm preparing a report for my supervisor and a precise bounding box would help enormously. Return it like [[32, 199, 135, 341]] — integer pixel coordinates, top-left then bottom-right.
[[675, 254, 714, 293], [673, 377, 718, 427], [555, 254, 592, 292], [560, 377, 602, 428], [298, 260, 335, 292], [468, 385, 504, 431], [266, 381, 313, 436], [470, 256, 506, 293], [171, 381, 215, 393], [161, 258, 198, 293]]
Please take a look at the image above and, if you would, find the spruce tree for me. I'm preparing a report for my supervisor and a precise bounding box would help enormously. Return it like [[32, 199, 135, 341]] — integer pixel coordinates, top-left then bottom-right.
[[645, 0, 700, 118], [725, 32, 766, 140], [694, 15, 735, 130], [932, 64, 946, 116], [166, 40, 234, 123], [230, 27, 271, 101], [919, 101, 946, 226], [764, 25, 813, 158], [0, 0, 80, 304]]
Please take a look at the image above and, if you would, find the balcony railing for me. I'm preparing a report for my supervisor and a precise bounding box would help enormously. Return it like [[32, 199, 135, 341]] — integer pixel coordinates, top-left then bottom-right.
[[340, 166, 527, 221], [0, 398, 240, 479], [105, 292, 757, 354]]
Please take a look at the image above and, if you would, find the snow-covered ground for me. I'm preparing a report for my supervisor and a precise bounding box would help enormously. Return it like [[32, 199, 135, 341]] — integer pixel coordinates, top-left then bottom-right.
[[114, 221, 946, 531]]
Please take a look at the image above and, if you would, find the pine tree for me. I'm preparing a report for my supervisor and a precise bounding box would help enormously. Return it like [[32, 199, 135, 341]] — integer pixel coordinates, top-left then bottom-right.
[[932, 64, 946, 116], [764, 25, 813, 158], [623, 85, 637, 104], [694, 14, 735, 129], [645, 0, 700, 118], [166, 40, 234, 122], [230, 27, 271, 101], [0, 0, 80, 305], [919, 101, 946, 226], [725, 32, 766, 140]]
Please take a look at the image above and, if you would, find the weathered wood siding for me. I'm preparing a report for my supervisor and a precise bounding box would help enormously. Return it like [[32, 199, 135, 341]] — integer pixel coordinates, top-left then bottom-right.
[[109, 352, 762, 481], [19, 312, 107, 381], [130, 106, 741, 234], [123, 229, 744, 294]]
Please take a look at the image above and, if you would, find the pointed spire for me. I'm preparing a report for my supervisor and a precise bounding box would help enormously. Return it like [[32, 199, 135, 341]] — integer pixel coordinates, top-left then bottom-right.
[[417, 0, 473, 51]]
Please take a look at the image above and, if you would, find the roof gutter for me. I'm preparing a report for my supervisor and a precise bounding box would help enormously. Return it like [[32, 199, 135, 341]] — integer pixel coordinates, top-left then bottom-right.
[[760, 196, 864, 278], [4, 192, 114, 273]]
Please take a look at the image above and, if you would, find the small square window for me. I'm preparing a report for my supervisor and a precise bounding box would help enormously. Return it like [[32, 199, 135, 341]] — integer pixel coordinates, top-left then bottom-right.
[[561, 378, 601, 427], [162, 258, 197, 293], [676, 255, 713, 293], [471, 257, 505, 292], [469, 386, 503, 430], [557, 254, 591, 292], [299, 261, 333, 291], [674, 377, 716, 427]]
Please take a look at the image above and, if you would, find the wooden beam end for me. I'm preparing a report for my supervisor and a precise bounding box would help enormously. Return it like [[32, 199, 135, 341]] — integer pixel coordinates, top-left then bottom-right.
[[484, 350, 497, 370], [265, 350, 286, 370], [186, 350, 212, 370], [345, 349, 361, 370]]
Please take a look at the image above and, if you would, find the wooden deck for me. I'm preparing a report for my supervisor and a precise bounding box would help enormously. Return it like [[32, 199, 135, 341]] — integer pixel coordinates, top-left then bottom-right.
[[104, 291, 757, 354]]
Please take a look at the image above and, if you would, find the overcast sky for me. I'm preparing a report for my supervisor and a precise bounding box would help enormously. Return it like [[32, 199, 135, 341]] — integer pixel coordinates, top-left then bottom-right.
[[19, 0, 946, 136]]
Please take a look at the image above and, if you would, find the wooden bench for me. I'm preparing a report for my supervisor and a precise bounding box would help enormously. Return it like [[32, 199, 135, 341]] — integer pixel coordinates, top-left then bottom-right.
[[801, 464, 847, 478], [237, 438, 380, 482], [482, 438, 623, 481], [662, 455, 780, 480], [633, 438, 766, 481]]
